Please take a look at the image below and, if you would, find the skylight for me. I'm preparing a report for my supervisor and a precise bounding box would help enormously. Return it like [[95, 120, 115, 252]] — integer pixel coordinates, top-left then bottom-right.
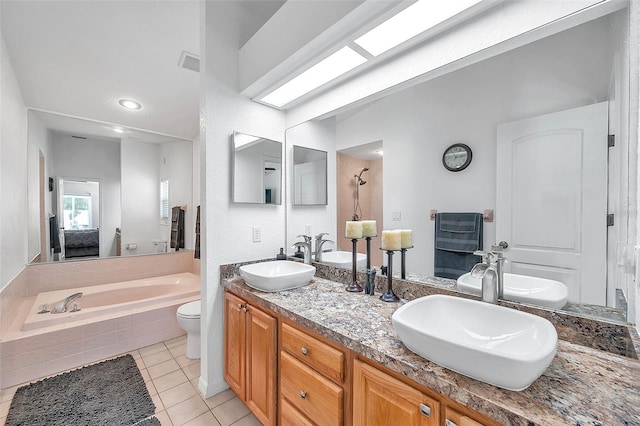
[[354, 0, 483, 57], [259, 46, 367, 108]]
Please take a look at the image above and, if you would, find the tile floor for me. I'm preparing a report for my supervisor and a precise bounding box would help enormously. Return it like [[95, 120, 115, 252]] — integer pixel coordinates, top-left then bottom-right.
[[0, 335, 260, 426]]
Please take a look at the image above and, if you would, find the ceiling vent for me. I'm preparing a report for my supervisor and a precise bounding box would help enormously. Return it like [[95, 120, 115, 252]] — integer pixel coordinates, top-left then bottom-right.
[[178, 51, 200, 73]]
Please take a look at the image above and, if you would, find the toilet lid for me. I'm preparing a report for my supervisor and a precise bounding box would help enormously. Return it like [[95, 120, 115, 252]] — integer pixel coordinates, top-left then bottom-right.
[[178, 300, 200, 318]]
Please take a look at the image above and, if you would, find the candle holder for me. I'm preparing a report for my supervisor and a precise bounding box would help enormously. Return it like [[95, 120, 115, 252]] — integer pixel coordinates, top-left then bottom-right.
[[400, 246, 414, 280], [345, 238, 363, 292], [380, 249, 400, 302], [364, 236, 375, 295]]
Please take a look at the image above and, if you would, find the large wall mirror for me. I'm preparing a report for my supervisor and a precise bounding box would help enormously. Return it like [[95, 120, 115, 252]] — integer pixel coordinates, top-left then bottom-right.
[[285, 7, 632, 323], [27, 110, 195, 263], [293, 145, 328, 205], [232, 131, 283, 204]]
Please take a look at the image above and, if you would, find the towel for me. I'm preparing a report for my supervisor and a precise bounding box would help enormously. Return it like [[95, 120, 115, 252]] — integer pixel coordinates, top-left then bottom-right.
[[170, 206, 185, 250], [434, 212, 483, 279], [49, 216, 61, 254]]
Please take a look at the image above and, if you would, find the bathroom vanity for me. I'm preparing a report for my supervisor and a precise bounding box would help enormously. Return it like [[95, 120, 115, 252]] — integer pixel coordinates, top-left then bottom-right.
[[223, 272, 640, 425]]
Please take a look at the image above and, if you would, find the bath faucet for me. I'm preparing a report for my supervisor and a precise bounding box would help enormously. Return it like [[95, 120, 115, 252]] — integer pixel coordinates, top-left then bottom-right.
[[314, 233, 334, 262], [490, 242, 508, 299], [471, 259, 499, 304], [52, 292, 83, 314], [292, 240, 312, 264]]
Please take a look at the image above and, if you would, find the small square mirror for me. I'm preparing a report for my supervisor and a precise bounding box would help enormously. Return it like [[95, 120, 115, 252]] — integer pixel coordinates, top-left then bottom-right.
[[232, 132, 282, 204], [293, 145, 327, 205]]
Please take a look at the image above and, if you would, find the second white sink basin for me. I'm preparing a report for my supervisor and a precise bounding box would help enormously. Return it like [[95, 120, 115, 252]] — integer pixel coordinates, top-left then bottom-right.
[[457, 272, 569, 309], [239, 261, 315, 292], [320, 251, 366, 270], [391, 295, 557, 391]]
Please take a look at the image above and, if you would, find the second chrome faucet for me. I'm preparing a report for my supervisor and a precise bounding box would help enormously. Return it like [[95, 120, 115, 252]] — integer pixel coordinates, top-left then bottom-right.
[[293, 233, 334, 264]]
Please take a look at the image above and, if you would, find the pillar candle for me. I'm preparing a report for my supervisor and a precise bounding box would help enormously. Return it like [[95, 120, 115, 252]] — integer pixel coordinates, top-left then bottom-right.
[[361, 220, 377, 237], [345, 221, 363, 239], [381, 230, 401, 250], [400, 229, 413, 248]]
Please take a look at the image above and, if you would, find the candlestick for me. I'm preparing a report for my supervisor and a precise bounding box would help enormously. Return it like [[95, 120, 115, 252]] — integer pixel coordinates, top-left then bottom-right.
[[380, 250, 400, 302], [400, 245, 414, 279], [345, 221, 363, 239], [381, 230, 401, 250], [362, 220, 377, 237], [345, 238, 363, 292]]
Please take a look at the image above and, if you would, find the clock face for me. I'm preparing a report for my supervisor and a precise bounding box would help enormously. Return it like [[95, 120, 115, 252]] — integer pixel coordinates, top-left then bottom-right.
[[442, 143, 472, 172]]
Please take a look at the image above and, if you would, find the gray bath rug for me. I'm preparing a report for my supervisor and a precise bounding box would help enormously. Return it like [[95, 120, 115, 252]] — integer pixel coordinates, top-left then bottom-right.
[[5, 354, 155, 426], [133, 417, 161, 426]]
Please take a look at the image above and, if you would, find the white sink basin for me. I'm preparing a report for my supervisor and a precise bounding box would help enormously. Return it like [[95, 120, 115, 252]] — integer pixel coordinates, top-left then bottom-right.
[[239, 261, 315, 292], [391, 295, 557, 391], [457, 272, 568, 309], [320, 251, 367, 270]]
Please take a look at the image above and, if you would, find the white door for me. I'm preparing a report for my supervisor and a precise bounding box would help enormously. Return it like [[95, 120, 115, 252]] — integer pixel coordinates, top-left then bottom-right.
[[496, 102, 608, 305]]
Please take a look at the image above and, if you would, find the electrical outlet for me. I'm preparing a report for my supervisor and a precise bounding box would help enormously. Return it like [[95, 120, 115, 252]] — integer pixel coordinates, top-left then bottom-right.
[[305, 224, 312, 235], [252, 227, 261, 243], [392, 211, 401, 221]]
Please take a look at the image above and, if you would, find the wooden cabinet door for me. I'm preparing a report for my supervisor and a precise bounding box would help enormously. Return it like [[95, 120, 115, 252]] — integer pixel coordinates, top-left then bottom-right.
[[224, 292, 246, 399], [246, 304, 277, 426], [353, 360, 439, 426], [444, 406, 485, 426]]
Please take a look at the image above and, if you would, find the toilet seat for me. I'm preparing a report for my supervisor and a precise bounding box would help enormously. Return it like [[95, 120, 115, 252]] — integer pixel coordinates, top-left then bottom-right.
[[177, 300, 200, 319]]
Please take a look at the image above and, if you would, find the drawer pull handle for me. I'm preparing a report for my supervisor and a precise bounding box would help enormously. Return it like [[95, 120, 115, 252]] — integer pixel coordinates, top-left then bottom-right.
[[301, 347, 309, 356], [299, 391, 307, 399], [420, 403, 431, 417], [445, 420, 457, 426], [237, 304, 243, 310]]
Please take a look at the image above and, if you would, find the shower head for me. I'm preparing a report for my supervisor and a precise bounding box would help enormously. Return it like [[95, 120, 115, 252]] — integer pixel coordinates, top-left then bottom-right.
[[359, 180, 367, 186]]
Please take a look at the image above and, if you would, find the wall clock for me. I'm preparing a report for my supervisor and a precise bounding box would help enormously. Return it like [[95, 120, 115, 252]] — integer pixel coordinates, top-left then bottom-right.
[[442, 143, 472, 172]]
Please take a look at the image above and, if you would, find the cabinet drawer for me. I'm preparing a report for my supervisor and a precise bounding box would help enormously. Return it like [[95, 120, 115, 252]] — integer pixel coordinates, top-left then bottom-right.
[[281, 322, 345, 383], [281, 397, 314, 426], [281, 351, 343, 426], [445, 407, 485, 426]]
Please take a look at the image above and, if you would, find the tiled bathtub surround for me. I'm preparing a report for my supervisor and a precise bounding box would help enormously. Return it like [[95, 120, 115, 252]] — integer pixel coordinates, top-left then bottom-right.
[[0, 252, 200, 389], [224, 276, 640, 425]]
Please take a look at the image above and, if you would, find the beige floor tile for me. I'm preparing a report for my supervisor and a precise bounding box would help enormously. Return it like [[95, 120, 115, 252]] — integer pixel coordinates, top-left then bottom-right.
[[1, 415, 6, 426], [151, 393, 165, 413], [0, 385, 18, 403], [145, 380, 158, 396], [155, 410, 173, 426], [153, 369, 189, 393], [140, 368, 151, 382], [166, 394, 209, 426], [183, 410, 221, 426], [143, 349, 174, 367], [165, 335, 187, 349], [159, 381, 198, 409], [175, 354, 199, 368], [231, 413, 262, 426], [148, 359, 181, 379], [0, 401, 10, 418], [182, 361, 200, 380], [190, 378, 200, 388], [205, 389, 236, 409], [128, 349, 142, 360], [139, 342, 168, 357], [168, 344, 187, 358], [212, 397, 250, 426], [135, 357, 147, 371]]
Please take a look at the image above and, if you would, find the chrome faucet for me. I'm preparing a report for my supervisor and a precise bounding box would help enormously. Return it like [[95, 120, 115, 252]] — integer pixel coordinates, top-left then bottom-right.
[[52, 292, 83, 314], [472, 242, 509, 304], [314, 233, 334, 262], [292, 236, 312, 264]]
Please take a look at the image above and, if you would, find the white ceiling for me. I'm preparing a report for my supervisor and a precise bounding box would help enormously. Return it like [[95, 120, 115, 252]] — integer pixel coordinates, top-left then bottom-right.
[[1, 0, 283, 141]]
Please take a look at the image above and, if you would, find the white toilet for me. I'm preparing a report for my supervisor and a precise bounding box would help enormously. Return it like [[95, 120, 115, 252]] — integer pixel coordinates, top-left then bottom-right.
[[176, 300, 201, 359]]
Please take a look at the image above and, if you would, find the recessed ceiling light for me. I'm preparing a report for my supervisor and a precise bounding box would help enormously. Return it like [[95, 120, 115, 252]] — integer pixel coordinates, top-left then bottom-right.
[[354, 0, 483, 57], [112, 127, 125, 134], [118, 99, 142, 110], [376, 150, 383, 156], [259, 46, 367, 108]]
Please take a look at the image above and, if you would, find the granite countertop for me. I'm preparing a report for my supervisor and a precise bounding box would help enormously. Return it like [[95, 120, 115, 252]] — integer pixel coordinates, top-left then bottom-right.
[[223, 276, 640, 426]]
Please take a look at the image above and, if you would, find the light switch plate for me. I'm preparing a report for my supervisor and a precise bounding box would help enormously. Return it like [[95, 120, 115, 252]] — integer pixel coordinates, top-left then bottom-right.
[[252, 227, 261, 242]]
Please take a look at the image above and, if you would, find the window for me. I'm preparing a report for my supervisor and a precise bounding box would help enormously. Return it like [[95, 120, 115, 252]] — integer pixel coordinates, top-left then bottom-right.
[[63, 195, 92, 229], [160, 178, 169, 225]]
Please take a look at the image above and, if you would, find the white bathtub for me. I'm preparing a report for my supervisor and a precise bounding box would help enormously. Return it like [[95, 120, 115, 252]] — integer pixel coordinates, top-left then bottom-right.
[[1, 272, 200, 389], [23, 273, 200, 331]]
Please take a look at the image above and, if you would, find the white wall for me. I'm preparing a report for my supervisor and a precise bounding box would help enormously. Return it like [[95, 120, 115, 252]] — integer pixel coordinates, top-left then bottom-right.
[[335, 15, 617, 278], [1, 35, 29, 289], [52, 134, 121, 257], [200, 1, 286, 397], [159, 139, 194, 250], [286, 118, 337, 252], [121, 138, 160, 256], [26, 111, 53, 262]]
